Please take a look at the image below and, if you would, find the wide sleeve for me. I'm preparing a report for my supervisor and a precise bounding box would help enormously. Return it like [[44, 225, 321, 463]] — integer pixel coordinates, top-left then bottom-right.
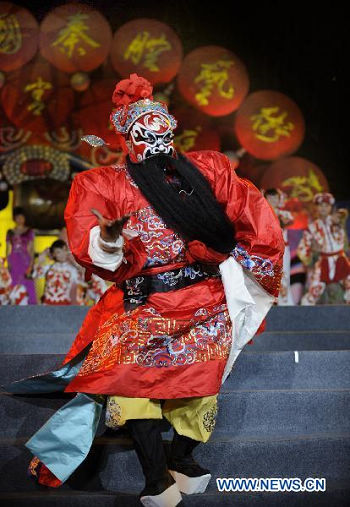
[[64, 168, 146, 283], [210, 151, 284, 297]]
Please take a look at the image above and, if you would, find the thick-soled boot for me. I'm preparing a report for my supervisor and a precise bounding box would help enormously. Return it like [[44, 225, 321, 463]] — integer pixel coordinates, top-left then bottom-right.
[[168, 430, 211, 495], [127, 419, 184, 507]]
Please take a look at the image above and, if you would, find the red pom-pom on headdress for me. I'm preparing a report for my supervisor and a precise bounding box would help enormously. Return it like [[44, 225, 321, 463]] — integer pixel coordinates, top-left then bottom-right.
[[112, 73, 153, 108]]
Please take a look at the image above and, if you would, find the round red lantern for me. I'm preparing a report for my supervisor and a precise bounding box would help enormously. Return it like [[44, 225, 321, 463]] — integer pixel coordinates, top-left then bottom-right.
[[177, 46, 249, 117], [111, 18, 183, 85], [172, 107, 220, 152], [1, 60, 74, 134], [260, 157, 329, 203], [0, 1, 39, 72], [39, 3, 112, 73], [234, 90, 305, 160]]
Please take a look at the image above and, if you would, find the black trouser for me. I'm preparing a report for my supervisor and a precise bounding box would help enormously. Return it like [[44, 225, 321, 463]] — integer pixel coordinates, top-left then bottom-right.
[[127, 418, 168, 485]]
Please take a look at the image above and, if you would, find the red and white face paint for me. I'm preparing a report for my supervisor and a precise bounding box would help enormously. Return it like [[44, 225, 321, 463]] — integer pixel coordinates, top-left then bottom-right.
[[127, 112, 175, 162]]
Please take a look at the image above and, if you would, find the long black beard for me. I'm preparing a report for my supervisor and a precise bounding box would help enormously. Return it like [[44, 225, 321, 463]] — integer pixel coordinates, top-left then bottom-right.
[[126, 153, 236, 254]]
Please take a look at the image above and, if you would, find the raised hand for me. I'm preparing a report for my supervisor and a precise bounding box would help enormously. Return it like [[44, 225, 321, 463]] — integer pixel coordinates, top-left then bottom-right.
[[91, 208, 130, 244]]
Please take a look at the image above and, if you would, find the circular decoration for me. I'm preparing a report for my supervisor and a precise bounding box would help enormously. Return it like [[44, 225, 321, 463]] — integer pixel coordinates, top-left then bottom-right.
[[3, 145, 70, 185], [39, 3, 112, 73], [13, 178, 70, 230], [70, 71, 90, 92], [234, 91, 305, 160], [177, 46, 249, 117], [172, 107, 220, 152], [111, 18, 183, 85], [260, 157, 329, 203], [0, 1, 39, 72], [1, 60, 74, 134]]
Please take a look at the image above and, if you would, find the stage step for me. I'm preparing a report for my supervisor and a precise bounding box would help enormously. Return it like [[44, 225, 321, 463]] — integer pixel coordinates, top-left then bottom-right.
[[1, 388, 349, 440], [1, 482, 349, 507], [1, 305, 349, 505], [0, 432, 349, 494], [1, 306, 349, 354], [2, 350, 350, 390], [2, 331, 350, 354]]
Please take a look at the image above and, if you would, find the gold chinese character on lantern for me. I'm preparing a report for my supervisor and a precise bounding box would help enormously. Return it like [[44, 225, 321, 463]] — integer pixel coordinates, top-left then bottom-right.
[[282, 170, 323, 202], [124, 31, 171, 71], [175, 127, 201, 152], [52, 13, 100, 58], [0, 13, 22, 54], [251, 107, 294, 143], [194, 60, 234, 106], [24, 77, 52, 116]]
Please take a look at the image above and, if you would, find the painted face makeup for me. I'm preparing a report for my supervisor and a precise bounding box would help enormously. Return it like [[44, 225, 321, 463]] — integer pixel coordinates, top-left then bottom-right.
[[127, 112, 175, 161]]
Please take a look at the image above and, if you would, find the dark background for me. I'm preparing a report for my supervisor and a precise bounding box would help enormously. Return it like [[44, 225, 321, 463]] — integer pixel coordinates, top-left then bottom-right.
[[15, 0, 349, 199]]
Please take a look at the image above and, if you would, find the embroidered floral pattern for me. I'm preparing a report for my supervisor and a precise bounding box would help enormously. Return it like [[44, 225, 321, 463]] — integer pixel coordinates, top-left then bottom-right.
[[156, 265, 204, 286], [203, 403, 218, 433], [28, 456, 40, 478], [105, 398, 122, 429], [126, 206, 187, 267], [231, 244, 274, 277], [77, 305, 231, 375]]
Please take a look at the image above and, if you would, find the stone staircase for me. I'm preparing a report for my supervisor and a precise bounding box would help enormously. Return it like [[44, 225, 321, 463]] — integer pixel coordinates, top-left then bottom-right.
[[0, 306, 349, 506]]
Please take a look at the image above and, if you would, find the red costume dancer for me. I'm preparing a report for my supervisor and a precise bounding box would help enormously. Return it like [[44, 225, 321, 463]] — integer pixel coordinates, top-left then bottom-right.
[[33, 240, 82, 305], [5, 74, 284, 507], [298, 193, 350, 305], [264, 188, 294, 305]]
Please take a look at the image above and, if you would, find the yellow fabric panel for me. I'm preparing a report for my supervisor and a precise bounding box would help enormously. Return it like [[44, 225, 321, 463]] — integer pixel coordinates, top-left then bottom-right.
[[105, 396, 162, 428], [163, 395, 218, 443], [105, 395, 218, 443]]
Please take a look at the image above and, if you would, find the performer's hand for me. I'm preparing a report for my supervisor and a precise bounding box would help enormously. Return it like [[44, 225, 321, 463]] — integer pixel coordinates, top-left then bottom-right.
[[91, 208, 130, 243]]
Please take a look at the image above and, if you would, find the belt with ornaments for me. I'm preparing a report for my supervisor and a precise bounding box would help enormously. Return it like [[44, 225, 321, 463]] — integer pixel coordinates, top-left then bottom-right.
[[121, 262, 220, 311]]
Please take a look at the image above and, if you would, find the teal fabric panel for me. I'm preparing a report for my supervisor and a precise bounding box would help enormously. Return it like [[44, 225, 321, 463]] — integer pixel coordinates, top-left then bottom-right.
[[2, 345, 90, 394], [26, 393, 104, 483]]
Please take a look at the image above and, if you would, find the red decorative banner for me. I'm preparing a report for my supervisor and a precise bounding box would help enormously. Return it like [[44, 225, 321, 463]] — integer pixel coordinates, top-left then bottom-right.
[[1, 60, 74, 134], [260, 157, 329, 203], [39, 3, 112, 73], [111, 18, 183, 85], [234, 91, 305, 160], [177, 46, 249, 116], [0, 1, 39, 71]]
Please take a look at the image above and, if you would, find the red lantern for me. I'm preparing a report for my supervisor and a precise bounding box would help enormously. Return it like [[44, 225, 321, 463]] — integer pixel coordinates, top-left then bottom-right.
[[0, 1, 39, 72], [1, 60, 74, 134], [173, 107, 220, 152], [234, 91, 305, 160], [39, 3, 112, 73], [111, 18, 183, 85], [260, 157, 329, 203], [177, 46, 249, 117]]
